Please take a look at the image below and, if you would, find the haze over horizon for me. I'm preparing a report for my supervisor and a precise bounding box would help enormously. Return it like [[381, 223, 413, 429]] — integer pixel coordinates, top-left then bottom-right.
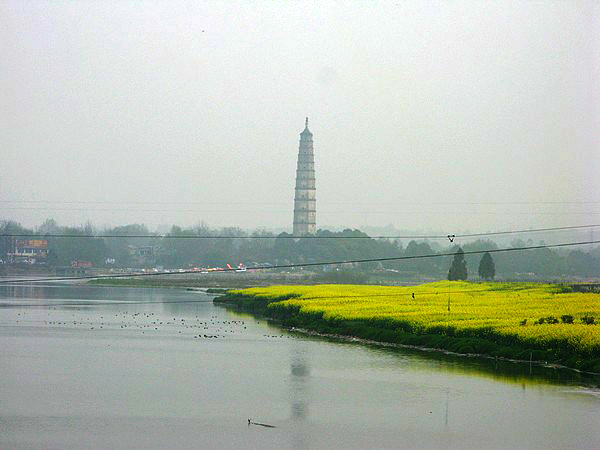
[[2, 1, 599, 233]]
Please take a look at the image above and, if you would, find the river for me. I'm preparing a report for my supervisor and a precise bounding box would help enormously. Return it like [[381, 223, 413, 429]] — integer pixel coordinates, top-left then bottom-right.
[[1, 284, 599, 449]]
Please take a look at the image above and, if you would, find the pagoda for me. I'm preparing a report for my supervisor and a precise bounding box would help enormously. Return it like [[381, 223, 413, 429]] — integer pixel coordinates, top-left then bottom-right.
[[293, 118, 317, 235]]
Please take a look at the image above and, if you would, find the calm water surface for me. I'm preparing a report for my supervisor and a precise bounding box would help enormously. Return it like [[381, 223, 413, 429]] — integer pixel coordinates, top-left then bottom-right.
[[1, 284, 599, 449]]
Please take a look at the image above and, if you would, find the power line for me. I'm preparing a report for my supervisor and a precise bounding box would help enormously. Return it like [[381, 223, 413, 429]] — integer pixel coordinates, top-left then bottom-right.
[[452, 224, 600, 239], [1, 224, 599, 240], [1, 239, 599, 284], [1, 207, 598, 216], [2, 200, 599, 205]]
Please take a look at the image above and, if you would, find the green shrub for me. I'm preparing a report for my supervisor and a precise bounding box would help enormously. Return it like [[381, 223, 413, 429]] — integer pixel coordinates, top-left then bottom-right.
[[581, 316, 595, 325], [561, 315, 574, 324], [536, 316, 559, 324]]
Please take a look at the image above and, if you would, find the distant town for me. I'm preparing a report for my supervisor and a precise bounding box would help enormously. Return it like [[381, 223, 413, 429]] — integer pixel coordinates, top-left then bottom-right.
[[1, 219, 599, 284]]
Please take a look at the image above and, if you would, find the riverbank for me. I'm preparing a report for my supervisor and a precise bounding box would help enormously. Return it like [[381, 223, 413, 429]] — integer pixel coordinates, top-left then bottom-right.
[[215, 282, 600, 374], [87, 271, 343, 289], [88, 277, 249, 289]]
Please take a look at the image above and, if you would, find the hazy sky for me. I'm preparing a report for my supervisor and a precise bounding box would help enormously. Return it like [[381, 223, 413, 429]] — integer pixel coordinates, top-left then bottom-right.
[[2, 0, 599, 233]]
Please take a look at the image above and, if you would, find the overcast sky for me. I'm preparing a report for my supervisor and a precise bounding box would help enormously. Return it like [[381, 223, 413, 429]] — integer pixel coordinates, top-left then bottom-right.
[[1, 0, 599, 233]]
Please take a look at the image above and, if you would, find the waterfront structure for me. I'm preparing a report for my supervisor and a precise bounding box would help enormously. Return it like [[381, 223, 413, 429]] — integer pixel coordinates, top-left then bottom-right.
[[293, 118, 317, 235], [6, 239, 48, 264]]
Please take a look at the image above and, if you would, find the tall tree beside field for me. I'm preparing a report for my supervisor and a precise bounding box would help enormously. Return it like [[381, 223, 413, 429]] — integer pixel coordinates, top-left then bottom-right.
[[448, 247, 468, 281], [462, 239, 498, 275], [478, 251, 495, 280]]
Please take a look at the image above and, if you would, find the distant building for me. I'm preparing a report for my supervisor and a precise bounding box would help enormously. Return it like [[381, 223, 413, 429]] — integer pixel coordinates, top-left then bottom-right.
[[127, 244, 157, 266], [7, 239, 48, 264], [293, 118, 317, 235], [71, 260, 93, 268]]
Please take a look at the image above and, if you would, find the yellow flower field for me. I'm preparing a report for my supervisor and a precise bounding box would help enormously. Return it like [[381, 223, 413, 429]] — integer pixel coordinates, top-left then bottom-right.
[[230, 282, 600, 356]]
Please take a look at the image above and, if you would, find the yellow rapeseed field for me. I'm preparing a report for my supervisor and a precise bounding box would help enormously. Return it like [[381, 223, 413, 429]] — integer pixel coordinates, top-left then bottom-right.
[[231, 282, 600, 355]]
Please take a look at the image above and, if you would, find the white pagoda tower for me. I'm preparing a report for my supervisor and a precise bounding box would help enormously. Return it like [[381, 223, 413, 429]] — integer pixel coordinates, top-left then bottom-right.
[[292, 118, 317, 235]]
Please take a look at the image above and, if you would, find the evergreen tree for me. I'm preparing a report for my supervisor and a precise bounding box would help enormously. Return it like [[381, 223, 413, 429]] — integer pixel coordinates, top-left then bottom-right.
[[478, 251, 495, 280], [448, 247, 468, 281]]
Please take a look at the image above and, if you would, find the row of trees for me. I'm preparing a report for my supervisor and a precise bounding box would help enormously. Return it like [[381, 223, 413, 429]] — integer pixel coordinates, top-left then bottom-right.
[[448, 248, 495, 281], [1, 219, 598, 279]]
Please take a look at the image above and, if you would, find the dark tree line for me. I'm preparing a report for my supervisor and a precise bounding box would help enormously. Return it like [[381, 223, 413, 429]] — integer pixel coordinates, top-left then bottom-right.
[[1, 220, 599, 279]]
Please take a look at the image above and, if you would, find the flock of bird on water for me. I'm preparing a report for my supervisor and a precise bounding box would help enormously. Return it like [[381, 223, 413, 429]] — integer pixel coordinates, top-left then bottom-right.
[[9, 299, 290, 430], [12, 309, 294, 343]]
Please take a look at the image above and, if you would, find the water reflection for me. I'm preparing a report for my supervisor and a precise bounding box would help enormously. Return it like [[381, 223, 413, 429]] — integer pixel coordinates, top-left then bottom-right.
[[384, 344, 600, 388], [221, 303, 600, 389], [0, 283, 50, 301], [444, 388, 449, 429], [0, 284, 212, 310], [290, 348, 309, 421], [290, 345, 310, 450]]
